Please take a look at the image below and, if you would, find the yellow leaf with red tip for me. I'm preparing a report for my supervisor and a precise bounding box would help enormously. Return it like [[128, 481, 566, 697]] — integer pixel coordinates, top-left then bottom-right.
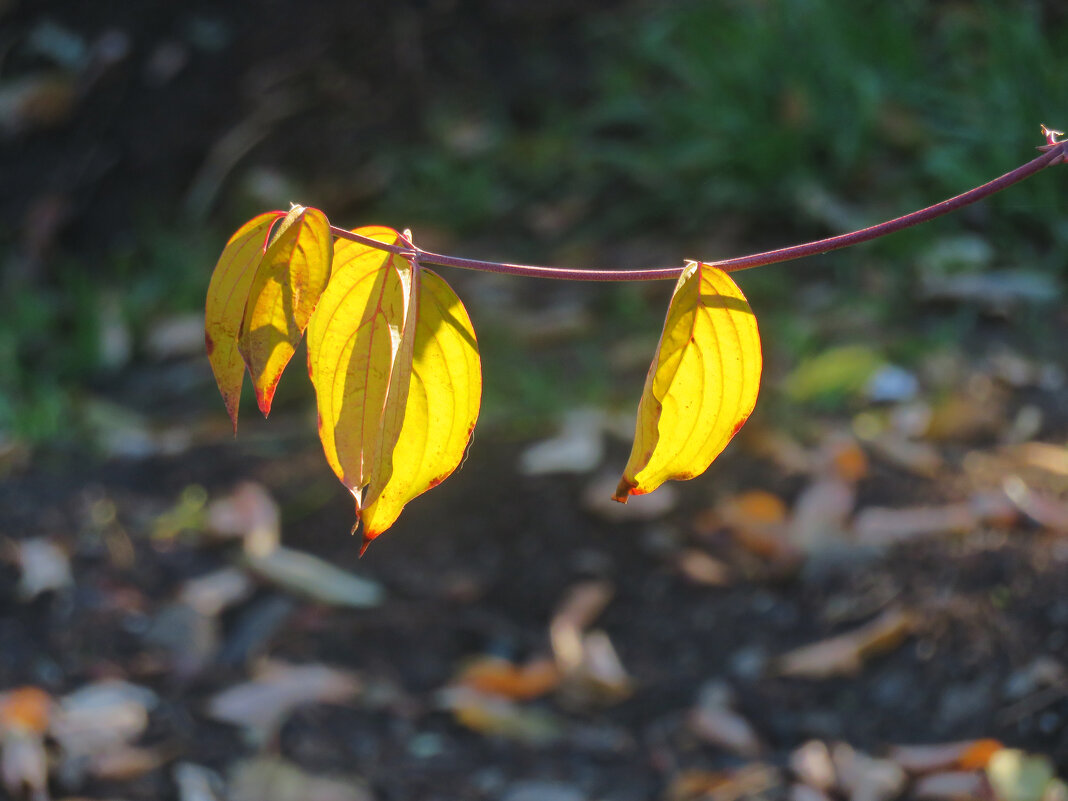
[[238, 206, 332, 416], [614, 262, 761, 502], [204, 212, 280, 429], [306, 227, 417, 521], [359, 268, 481, 549]]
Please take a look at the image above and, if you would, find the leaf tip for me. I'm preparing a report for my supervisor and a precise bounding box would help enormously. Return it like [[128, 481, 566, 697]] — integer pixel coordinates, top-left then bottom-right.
[[352, 514, 380, 557], [254, 385, 274, 417], [612, 477, 637, 504]]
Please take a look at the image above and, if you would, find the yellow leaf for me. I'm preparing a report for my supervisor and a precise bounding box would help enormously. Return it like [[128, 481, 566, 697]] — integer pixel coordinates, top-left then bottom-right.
[[204, 212, 281, 430], [359, 268, 481, 548], [306, 227, 418, 522], [238, 206, 333, 416], [614, 262, 761, 501]]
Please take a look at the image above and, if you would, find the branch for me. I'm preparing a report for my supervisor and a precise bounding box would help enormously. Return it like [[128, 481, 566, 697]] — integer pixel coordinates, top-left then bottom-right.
[[329, 139, 1067, 282]]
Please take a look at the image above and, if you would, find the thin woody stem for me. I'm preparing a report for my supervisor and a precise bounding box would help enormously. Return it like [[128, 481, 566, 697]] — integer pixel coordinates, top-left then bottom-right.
[[328, 141, 1067, 282]]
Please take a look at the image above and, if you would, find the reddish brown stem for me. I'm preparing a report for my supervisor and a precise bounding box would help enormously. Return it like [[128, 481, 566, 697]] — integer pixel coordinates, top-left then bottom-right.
[[328, 141, 1066, 281]]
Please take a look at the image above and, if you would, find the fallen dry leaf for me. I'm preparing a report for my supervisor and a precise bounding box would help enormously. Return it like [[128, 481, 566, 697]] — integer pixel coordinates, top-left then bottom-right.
[[1002, 475, 1068, 534], [245, 545, 383, 608], [15, 538, 72, 601], [0, 687, 52, 735], [825, 438, 869, 483], [549, 581, 614, 671], [721, 489, 789, 528], [832, 742, 907, 801], [206, 481, 280, 553], [677, 549, 732, 586], [666, 764, 781, 801], [1, 730, 48, 801], [740, 425, 813, 474], [455, 656, 561, 701], [436, 686, 562, 745], [548, 581, 632, 704], [854, 503, 976, 545], [557, 629, 633, 705], [865, 432, 943, 478], [986, 749, 1057, 801], [51, 680, 157, 780], [518, 408, 605, 476], [890, 739, 1004, 774], [174, 761, 224, 801], [88, 743, 173, 781], [228, 756, 374, 801], [790, 740, 837, 791], [1013, 442, 1068, 477], [206, 660, 361, 743], [688, 681, 763, 758], [178, 567, 253, 617], [911, 770, 987, 801], [789, 477, 855, 552], [789, 784, 834, 801], [777, 608, 914, 679], [710, 488, 799, 566]]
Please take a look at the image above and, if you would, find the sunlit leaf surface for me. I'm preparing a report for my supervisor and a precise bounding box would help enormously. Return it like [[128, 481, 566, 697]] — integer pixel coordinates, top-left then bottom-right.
[[614, 262, 761, 501], [204, 212, 280, 429], [359, 268, 481, 548], [238, 206, 332, 416], [306, 227, 417, 531]]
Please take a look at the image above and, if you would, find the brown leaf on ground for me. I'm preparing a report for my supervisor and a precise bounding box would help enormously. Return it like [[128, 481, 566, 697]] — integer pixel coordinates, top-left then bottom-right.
[[245, 546, 384, 608], [206, 660, 361, 743], [789, 477, 855, 553], [1002, 475, 1068, 533], [854, 493, 1017, 546], [549, 581, 614, 670], [777, 608, 915, 679], [832, 743, 907, 801], [455, 656, 561, 701], [549, 582, 632, 704], [676, 549, 732, 586], [825, 438, 869, 483], [911, 770, 987, 801], [0, 730, 48, 801], [0, 688, 51, 735], [666, 764, 781, 801], [15, 538, 72, 601], [740, 425, 813, 474], [866, 432, 944, 478], [705, 489, 799, 566], [228, 756, 375, 801], [206, 481, 280, 552], [88, 744, 175, 781], [688, 681, 763, 757], [890, 739, 1004, 774], [924, 390, 1006, 442], [790, 740, 837, 791], [436, 687, 562, 745]]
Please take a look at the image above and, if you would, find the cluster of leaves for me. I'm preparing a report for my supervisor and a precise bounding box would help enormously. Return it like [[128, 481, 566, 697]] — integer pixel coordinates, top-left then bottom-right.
[[205, 206, 761, 550]]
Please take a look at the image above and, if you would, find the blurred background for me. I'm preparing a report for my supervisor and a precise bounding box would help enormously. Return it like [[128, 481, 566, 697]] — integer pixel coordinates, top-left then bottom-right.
[[3, 1, 1068, 799]]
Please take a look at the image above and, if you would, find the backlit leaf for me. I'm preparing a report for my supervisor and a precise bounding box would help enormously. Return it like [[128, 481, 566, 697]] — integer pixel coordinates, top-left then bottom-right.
[[359, 268, 481, 548], [238, 206, 332, 416], [306, 227, 417, 529], [614, 262, 761, 501], [204, 212, 281, 429]]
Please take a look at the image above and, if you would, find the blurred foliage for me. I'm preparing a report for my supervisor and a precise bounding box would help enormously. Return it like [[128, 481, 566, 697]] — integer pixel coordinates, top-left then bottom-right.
[[4, 0, 1068, 443]]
